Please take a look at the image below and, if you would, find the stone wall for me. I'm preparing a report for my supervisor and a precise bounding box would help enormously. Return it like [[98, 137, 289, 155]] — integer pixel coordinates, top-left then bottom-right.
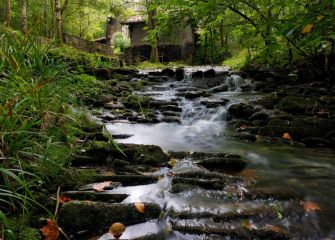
[[124, 44, 194, 64], [63, 33, 114, 57]]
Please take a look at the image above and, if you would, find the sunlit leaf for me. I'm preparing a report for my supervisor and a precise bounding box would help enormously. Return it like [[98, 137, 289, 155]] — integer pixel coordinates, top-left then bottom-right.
[[109, 222, 126, 239], [135, 202, 145, 213], [301, 201, 321, 213], [302, 24, 314, 34], [39, 219, 60, 240], [92, 181, 112, 192], [283, 133, 291, 140], [168, 158, 177, 167]]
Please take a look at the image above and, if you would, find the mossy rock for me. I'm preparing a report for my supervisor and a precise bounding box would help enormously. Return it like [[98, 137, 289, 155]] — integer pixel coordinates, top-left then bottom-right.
[[113, 143, 170, 166], [278, 96, 317, 114], [58, 201, 161, 232]]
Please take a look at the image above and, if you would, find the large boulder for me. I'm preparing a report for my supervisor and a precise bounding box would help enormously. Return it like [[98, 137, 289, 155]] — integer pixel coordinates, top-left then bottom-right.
[[277, 96, 317, 114], [228, 103, 257, 120]]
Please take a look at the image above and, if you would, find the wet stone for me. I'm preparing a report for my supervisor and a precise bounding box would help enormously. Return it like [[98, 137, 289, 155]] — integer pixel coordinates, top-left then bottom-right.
[[209, 84, 229, 93], [195, 157, 247, 172], [58, 201, 161, 233], [62, 191, 128, 203]]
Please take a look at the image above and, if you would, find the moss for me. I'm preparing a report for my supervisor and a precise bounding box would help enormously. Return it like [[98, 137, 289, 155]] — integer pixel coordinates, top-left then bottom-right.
[[58, 201, 161, 233], [20, 228, 42, 240], [135, 61, 187, 70]]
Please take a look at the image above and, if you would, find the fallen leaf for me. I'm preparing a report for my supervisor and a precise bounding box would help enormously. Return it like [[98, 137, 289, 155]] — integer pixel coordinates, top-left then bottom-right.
[[283, 132, 292, 140], [92, 181, 112, 192], [237, 169, 259, 181], [265, 224, 282, 233], [240, 124, 247, 130], [39, 219, 60, 240], [317, 16, 323, 21], [109, 222, 126, 239], [302, 24, 314, 33], [242, 220, 257, 230], [301, 201, 321, 213], [168, 158, 177, 167], [135, 202, 145, 213], [59, 195, 72, 203]]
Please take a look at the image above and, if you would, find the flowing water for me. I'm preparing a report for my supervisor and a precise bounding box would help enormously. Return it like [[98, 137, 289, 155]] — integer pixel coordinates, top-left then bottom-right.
[[101, 67, 335, 239]]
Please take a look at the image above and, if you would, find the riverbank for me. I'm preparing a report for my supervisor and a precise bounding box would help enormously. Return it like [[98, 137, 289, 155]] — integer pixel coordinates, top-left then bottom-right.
[[1, 31, 334, 239]]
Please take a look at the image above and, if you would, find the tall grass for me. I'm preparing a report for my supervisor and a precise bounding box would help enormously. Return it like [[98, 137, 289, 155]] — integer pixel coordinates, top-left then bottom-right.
[[0, 28, 75, 238]]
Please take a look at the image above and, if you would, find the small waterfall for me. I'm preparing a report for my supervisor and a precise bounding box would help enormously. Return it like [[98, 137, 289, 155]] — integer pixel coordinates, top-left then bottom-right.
[[225, 74, 245, 91]]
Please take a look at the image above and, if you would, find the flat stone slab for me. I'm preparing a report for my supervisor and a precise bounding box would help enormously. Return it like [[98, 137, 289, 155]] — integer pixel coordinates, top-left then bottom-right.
[[59, 201, 161, 232]]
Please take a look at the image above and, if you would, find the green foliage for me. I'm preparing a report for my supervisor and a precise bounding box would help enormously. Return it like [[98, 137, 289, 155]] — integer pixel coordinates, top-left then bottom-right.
[[50, 45, 118, 68], [223, 49, 251, 69], [112, 32, 130, 54]]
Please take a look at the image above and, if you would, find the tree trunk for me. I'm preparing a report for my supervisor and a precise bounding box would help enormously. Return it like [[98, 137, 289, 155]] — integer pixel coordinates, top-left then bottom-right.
[[21, 0, 28, 34], [5, 0, 11, 27], [147, 7, 159, 63], [54, 0, 63, 42], [220, 20, 224, 48]]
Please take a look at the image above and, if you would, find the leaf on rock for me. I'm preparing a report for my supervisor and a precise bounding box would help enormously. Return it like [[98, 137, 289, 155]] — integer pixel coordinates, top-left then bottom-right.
[[242, 219, 257, 230], [92, 181, 112, 192], [240, 124, 247, 130], [265, 224, 282, 233], [109, 222, 126, 239], [301, 201, 321, 213], [135, 202, 145, 213], [59, 195, 72, 203], [168, 158, 177, 167], [237, 169, 259, 181], [39, 219, 60, 240], [302, 24, 314, 33], [283, 132, 292, 140]]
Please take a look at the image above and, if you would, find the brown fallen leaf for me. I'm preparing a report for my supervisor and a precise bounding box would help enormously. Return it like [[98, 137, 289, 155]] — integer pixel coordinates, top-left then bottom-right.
[[240, 124, 247, 130], [301, 201, 321, 213], [237, 169, 259, 181], [283, 132, 292, 140], [59, 195, 72, 203], [265, 224, 282, 233], [109, 222, 126, 239], [92, 181, 112, 192], [135, 202, 145, 213], [39, 219, 60, 240]]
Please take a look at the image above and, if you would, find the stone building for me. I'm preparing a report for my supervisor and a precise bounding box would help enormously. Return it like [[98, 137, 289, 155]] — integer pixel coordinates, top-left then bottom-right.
[[96, 15, 196, 63]]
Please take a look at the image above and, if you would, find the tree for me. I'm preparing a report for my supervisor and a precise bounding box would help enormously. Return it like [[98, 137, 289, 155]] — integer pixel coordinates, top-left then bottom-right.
[[21, 0, 28, 34], [54, 0, 62, 41], [4, 0, 11, 27]]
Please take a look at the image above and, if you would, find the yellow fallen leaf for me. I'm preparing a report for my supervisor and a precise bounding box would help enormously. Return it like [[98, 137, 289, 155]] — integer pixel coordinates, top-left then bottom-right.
[[92, 181, 112, 192], [135, 202, 145, 213], [301, 201, 321, 213], [168, 158, 177, 167], [109, 222, 126, 239], [302, 24, 314, 34], [317, 16, 323, 21], [283, 132, 292, 140]]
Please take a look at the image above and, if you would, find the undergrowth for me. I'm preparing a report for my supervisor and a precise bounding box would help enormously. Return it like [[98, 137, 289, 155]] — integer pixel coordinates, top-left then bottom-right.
[[0, 27, 114, 239]]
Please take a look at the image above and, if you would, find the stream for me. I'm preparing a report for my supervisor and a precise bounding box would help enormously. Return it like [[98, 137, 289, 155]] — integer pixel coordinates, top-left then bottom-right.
[[100, 67, 335, 239]]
